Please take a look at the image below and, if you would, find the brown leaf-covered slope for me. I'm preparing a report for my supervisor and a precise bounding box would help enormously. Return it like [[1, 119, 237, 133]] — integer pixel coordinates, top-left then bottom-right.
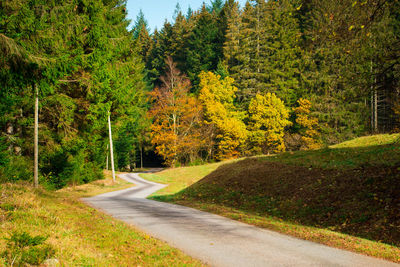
[[172, 157, 400, 246]]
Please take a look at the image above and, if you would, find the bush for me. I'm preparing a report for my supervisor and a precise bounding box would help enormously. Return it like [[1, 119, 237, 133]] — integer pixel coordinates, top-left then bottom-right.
[[1, 156, 32, 183], [1, 231, 55, 266], [0, 137, 9, 168], [41, 142, 104, 189]]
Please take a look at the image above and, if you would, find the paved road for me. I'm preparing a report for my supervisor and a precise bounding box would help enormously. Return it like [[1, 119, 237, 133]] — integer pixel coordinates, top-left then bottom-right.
[[83, 173, 399, 267]]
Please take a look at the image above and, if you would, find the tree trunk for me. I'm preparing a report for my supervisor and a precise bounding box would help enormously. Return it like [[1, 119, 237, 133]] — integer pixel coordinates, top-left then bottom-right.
[[34, 83, 39, 188], [172, 113, 177, 167], [108, 112, 116, 182]]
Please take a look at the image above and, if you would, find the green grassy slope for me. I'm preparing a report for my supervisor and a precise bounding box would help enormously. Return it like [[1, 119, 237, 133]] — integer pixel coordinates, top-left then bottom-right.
[[0, 172, 203, 266], [142, 134, 400, 262]]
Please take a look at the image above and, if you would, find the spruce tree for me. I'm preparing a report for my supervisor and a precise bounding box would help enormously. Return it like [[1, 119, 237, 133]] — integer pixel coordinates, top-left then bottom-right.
[[185, 5, 221, 91], [132, 10, 150, 39], [207, 0, 224, 14], [0, 0, 149, 186], [262, 0, 304, 106]]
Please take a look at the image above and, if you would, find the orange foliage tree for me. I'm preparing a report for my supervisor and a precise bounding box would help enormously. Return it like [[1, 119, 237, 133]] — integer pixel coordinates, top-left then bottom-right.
[[148, 57, 203, 166]]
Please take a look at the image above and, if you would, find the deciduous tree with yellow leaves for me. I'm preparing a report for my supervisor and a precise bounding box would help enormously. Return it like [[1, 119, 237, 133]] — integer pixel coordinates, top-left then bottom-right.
[[294, 98, 321, 150], [247, 93, 291, 154], [199, 71, 247, 160]]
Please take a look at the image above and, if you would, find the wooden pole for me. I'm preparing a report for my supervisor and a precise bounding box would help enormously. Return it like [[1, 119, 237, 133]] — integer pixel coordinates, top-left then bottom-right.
[[108, 111, 116, 182], [140, 145, 143, 169], [34, 83, 39, 188], [374, 89, 378, 131], [106, 144, 109, 170]]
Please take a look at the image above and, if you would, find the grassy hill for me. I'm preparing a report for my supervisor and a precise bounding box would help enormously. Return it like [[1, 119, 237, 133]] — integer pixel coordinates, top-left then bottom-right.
[[0, 171, 202, 266], [141, 133, 400, 262]]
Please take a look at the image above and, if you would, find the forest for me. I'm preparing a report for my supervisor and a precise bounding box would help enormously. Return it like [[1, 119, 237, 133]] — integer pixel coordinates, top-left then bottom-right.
[[1, 0, 399, 188]]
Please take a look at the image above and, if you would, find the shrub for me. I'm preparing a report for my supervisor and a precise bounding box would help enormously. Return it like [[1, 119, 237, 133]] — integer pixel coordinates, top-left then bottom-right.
[[1, 231, 55, 266], [1, 156, 32, 183]]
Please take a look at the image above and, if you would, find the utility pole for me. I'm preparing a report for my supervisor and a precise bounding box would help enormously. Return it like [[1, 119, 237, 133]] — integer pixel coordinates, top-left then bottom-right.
[[34, 83, 39, 188], [108, 111, 116, 182], [140, 145, 143, 169], [106, 144, 109, 170]]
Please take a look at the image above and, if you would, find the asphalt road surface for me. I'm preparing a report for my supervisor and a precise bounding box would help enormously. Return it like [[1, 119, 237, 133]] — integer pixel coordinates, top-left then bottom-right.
[[83, 173, 399, 267]]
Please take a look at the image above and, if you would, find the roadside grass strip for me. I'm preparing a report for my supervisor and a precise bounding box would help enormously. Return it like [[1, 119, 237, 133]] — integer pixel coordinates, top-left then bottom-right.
[[0, 172, 203, 266]]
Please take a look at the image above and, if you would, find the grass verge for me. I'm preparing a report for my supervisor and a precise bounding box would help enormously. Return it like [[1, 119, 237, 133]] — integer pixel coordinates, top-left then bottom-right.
[[142, 134, 400, 263], [0, 171, 203, 266]]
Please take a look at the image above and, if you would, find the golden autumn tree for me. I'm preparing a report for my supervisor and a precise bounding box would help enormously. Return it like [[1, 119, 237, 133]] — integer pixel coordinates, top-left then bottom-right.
[[198, 71, 247, 160], [247, 93, 291, 154], [294, 98, 321, 150], [148, 57, 203, 166]]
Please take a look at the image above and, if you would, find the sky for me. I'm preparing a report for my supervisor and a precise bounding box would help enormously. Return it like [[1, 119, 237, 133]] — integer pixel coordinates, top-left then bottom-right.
[[126, 0, 247, 32]]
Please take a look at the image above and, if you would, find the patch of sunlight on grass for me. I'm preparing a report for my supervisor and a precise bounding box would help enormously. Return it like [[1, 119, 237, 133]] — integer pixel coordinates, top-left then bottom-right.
[[330, 133, 400, 148], [141, 158, 239, 197]]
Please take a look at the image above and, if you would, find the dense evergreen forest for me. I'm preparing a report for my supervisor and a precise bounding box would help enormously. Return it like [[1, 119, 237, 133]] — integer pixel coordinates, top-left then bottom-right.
[[1, 0, 399, 188]]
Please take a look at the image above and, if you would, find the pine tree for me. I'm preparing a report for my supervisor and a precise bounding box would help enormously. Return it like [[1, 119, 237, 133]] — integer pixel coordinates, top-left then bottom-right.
[[171, 12, 192, 74], [185, 5, 221, 91], [132, 10, 150, 39], [207, 0, 224, 14], [301, 0, 400, 141], [225, 0, 304, 106], [226, 1, 269, 103], [147, 21, 174, 85], [136, 24, 153, 65], [173, 2, 182, 21], [222, 0, 242, 69], [0, 0, 149, 186], [262, 0, 304, 106], [186, 6, 194, 20]]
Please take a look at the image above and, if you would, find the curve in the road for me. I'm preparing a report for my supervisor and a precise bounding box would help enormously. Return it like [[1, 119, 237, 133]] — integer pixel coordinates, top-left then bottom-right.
[[83, 173, 399, 267]]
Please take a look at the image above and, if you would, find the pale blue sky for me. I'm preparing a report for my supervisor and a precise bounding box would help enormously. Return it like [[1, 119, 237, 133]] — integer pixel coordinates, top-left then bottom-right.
[[126, 0, 247, 32]]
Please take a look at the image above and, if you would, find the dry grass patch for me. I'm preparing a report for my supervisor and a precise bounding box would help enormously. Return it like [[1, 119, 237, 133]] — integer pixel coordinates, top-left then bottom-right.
[[0, 172, 203, 266]]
